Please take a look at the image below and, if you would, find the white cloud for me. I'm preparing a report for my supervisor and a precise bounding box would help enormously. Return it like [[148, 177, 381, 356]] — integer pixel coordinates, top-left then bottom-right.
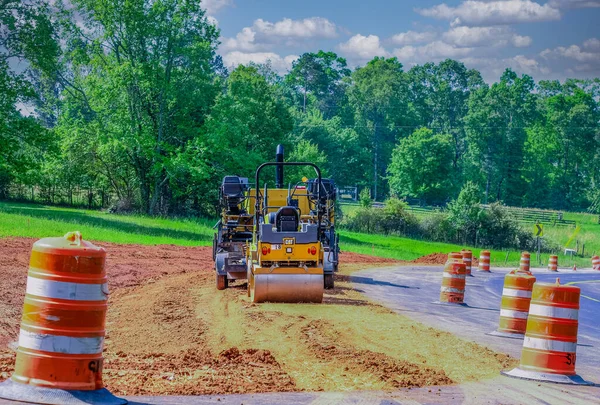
[[202, 0, 232, 14], [252, 17, 337, 39], [416, 1, 561, 26], [541, 43, 600, 62], [221, 17, 338, 53], [583, 38, 600, 51], [394, 41, 474, 64], [389, 30, 437, 46], [548, 0, 600, 8], [512, 35, 533, 48], [442, 26, 532, 48], [460, 55, 550, 81], [508, 55, 550, 75], [338, 34, 389, 61], [222, 51, 298, 72]]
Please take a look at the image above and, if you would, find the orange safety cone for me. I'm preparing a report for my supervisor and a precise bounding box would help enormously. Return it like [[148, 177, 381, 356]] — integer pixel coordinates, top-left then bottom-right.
[[461, 249, 473, 276], [478, 250, 491, 272], [489, 270, 536, 339], [438, 253, 467, 305], [502, 278, 592, 385], [519, 252, 531, 272], [0, 232, 126, 405], [547, 255, 558, 272], [593, 256, 600, 271]]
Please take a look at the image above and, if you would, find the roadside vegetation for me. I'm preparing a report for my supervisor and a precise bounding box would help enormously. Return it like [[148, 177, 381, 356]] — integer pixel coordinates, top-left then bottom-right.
[[1, 1, 599, 220], [1, 201, 595, 268]]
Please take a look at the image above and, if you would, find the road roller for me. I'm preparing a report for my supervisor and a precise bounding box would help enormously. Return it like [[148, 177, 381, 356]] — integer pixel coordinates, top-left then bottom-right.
[[213, 175, 254, 290], [246, 145, 338, 303]]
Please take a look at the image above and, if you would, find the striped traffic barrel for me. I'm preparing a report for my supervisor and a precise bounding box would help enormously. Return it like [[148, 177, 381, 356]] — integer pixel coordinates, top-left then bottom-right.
[[439, 253, 467, 304], [592, 256, 600, 271], [491, 270, 536, 337], [478, 250, 490, 272], [0, 232, 125, 404], [547, 255, 558, 272], [503, 279, 591, 385], [519, 252, 531, 272], [461, 249, 472, 276]]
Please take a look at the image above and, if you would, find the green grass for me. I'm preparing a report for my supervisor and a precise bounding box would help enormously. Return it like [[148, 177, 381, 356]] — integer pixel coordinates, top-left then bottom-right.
[[0, 201, 596, 268], [339, 230, 592, 268], [0, 201, 215, 246], [339, 201, 600, 265]]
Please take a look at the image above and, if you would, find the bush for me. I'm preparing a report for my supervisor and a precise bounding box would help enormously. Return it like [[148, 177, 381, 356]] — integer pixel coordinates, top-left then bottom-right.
[[342, 198, 420, 236], [419, 211, 455, 242]]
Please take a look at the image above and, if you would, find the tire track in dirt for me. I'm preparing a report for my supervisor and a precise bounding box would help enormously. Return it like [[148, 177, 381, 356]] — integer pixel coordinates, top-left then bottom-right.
[[300, 319, 453, 389]]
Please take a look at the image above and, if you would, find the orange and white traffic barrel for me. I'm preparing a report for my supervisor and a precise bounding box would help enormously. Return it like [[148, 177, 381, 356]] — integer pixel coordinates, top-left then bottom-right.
[[439, 253, 467, 305], [592, 256, 600, 271], [478, 250, 491, 272], [503, 279, 592, 385], [461, 249, 473, 276], [547, 255, 558, 272], [0, 232, 126, 405], [519, 252, 531, 272], [489, 270, 536, 338]]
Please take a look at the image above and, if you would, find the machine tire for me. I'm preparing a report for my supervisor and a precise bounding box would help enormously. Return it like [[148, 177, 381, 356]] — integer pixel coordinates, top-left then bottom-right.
[[212, 233, 217, 261], [324, 274, 334, 290], [216, 274, 228, 290]]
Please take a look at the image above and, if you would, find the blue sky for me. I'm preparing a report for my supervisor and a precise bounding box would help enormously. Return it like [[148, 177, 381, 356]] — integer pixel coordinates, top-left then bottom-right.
[[205, 0, 600, 82]]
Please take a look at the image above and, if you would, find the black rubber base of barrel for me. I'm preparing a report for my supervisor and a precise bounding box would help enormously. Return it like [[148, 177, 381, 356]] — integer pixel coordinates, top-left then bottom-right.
[[486, 330, 525, 340], [431, 301, 468, 307], [0, 379, 127, 405], [502, 368, 595, 386]]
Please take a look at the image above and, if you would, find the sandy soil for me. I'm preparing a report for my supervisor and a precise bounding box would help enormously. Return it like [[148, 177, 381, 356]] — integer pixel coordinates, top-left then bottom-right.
[[0, 238, 513, 395]]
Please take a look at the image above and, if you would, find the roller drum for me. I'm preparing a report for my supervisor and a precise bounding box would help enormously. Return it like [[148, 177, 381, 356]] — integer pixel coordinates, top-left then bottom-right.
[[252, 274, 323, 303]]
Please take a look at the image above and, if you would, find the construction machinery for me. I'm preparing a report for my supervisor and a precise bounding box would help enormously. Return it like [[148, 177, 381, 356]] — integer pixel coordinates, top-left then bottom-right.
[[245, 145, 339, 303], [213, 175, 254, 290]]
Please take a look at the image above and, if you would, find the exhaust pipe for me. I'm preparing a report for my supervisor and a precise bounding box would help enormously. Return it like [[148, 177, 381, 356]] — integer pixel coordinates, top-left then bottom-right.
[[276, 144, 284, 189]]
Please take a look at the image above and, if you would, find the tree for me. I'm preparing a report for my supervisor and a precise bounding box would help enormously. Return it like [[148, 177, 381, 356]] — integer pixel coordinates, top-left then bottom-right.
[[408, 60, 484, 178], [464, 69, 537, 205], [387, 128, 453, 205], [348, 57, 414, 201], [49, 0, 221, 214], [285, 51, 351, 118], [197, 64, 293, 188], [293, 109, 369, 188], [447, 181, 485, 244]]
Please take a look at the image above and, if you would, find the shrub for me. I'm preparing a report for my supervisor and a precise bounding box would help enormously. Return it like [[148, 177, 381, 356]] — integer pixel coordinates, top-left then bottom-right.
[[342, 198, 419, 236], [419, 211, 455, 242]]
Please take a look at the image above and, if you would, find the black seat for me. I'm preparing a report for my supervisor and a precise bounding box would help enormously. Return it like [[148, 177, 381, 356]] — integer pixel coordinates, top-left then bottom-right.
[[275, 206, 299, 232]]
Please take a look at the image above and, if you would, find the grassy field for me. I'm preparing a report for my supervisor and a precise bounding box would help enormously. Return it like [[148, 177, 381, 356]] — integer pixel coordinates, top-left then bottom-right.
[[0, 201, 597, 268], [340, 202, 600, 267]]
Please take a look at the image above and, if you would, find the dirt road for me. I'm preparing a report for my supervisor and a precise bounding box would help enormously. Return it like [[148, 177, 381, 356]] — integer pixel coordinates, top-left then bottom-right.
[[0, 238, 513, 396]]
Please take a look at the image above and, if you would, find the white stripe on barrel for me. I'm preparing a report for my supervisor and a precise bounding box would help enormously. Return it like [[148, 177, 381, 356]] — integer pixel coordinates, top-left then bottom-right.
[[502, 288, 533, 298], [26, 276, 109, 301], [443, 273, 466, 279], [18, 329, 104, 354], [440, 287, 465, 293], [529, 304, 579, 320], [500, 309, 529, 319], [523, 336, 577, 353]]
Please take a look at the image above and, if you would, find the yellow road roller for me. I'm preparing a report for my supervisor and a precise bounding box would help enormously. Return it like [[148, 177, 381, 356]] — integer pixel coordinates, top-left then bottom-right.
[[246, 145, 333, 303]]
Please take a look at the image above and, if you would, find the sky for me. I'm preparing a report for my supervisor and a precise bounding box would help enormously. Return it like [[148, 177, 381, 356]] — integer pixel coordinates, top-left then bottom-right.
[[205, 0, 600, 82]]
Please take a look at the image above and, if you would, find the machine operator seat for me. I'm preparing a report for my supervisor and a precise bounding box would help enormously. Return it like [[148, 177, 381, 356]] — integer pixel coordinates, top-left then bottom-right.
[[275, 206, 300, 232]]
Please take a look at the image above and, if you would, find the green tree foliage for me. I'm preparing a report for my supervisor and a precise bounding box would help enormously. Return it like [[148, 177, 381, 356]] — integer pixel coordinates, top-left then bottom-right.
[[464, 69, 538, 205], [348, 57, 414, 201], [292, 109, 369, 187], [0, 2, 598, 216], [408, 60, 484, 179], [286, 51, 351, 118], [387, 128, 453, 204]]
